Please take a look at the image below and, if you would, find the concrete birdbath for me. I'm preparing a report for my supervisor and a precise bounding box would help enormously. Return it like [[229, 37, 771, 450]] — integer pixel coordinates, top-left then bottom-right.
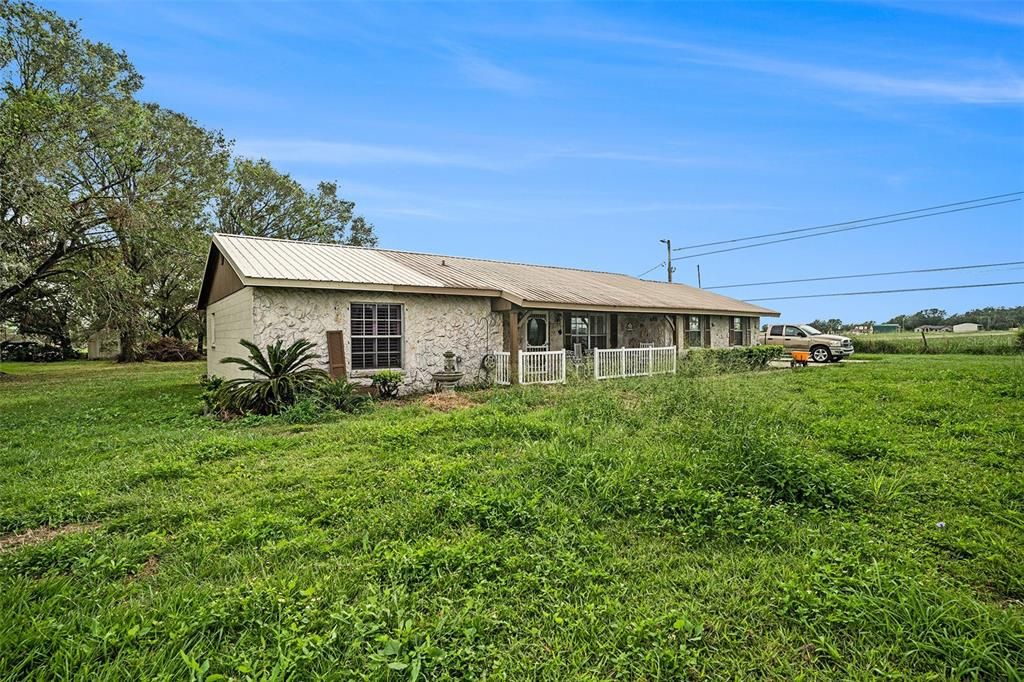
[[432, 351, 464, 393]]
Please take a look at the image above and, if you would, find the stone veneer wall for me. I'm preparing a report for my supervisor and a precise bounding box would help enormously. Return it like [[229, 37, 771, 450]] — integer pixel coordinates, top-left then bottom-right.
[[708, 315, 761, 348], [251, 288, 503, 394]]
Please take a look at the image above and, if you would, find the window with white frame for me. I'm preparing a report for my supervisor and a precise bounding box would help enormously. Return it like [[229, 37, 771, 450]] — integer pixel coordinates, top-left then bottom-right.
[[685, 315, 703, 348], [350, 303, 403, 370], [730, 316, 745, 346], [568, 314, 608, 353]]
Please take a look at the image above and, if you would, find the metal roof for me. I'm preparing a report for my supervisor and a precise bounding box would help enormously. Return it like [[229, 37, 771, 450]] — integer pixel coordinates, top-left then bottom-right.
[[207, 233, 779, 316]]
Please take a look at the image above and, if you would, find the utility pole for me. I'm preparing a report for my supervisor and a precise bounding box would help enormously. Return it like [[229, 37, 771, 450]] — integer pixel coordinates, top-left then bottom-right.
[[659, 239, 675, 283], [697, 264, 702, 288]]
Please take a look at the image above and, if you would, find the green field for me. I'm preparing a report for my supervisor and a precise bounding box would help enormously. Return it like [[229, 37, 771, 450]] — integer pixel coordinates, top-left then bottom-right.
[[852, 329, 1019, 355], [1, 357, 1022, 679]]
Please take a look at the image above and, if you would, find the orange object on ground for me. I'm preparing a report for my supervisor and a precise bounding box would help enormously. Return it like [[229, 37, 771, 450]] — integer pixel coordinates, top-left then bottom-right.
[[791, 351, 810, 364]]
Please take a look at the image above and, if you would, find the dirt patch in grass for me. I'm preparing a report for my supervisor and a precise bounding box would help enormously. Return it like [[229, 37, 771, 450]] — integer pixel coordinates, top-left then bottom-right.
[[0, 522, 101, 552], [135, 555, 160, 579], [421, 392, 475, 412]]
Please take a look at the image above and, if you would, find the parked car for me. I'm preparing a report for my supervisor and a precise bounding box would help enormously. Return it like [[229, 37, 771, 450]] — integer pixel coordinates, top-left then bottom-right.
[[761, 324, 854, 363]]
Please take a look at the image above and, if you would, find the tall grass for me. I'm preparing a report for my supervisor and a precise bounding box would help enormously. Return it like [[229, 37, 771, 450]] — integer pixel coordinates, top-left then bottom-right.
[[853, 332, 1019, 355], [0, 357, 1021, 678]]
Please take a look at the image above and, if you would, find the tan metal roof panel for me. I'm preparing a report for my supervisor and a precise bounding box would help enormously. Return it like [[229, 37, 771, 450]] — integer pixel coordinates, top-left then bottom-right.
[[210, 233, 779, 316], [214, 234, 444, 287]]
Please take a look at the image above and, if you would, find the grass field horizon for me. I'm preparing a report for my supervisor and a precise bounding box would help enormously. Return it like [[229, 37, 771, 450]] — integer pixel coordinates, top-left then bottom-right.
[[1, 357, 1022, 678], [851, 329, 1019, 355]]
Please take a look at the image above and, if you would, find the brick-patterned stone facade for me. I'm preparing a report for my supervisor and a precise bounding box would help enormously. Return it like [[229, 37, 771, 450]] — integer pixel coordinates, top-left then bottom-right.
[[250, 288, 503, 394], [207, 286, 763, 391]]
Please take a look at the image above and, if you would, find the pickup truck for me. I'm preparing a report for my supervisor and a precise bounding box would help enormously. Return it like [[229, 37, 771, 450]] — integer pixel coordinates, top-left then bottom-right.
[[762, 324, 854, 363]]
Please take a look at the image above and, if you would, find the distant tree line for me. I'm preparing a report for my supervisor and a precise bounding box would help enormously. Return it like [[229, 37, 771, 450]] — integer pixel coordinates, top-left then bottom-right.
[[804, 306, 1024, 334], [886, 306, 1024, 331], [0, 1, 377, 360]]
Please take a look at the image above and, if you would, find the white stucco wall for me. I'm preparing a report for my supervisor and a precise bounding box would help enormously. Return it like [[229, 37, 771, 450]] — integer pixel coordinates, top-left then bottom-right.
[[206, 287, 254, 379], [251, 288, 503, 394]]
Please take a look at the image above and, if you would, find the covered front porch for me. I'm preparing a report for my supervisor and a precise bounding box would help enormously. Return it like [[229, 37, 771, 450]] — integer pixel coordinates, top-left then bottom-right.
[[491, 302, 677, 385], [490, 300, 760, 385], [504, 308, 677, 354]]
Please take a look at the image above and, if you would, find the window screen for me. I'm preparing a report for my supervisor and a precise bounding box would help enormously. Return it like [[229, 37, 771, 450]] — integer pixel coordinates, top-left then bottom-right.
[[568, 314, 608, 353], [730, 317, 745, 346], [686, 315, 703, 348], [350, 303, 402, 370]]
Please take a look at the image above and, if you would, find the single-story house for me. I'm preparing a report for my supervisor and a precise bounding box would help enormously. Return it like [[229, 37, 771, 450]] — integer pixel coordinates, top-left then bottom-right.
[[197, 234, 780, 393], [915, 325, 951, 333], [952, 322, 980, 333]]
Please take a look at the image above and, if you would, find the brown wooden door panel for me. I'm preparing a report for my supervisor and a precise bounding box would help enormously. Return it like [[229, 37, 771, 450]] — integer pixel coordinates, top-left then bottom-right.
[[326, 330, 346, 379]]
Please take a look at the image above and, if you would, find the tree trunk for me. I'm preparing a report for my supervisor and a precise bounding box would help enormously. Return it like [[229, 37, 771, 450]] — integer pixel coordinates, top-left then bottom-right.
[[117, 330, 144, 362]]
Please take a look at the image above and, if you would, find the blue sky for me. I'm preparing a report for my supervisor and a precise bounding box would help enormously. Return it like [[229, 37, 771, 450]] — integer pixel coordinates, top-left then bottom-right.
[[54, 0, 1024, 323]]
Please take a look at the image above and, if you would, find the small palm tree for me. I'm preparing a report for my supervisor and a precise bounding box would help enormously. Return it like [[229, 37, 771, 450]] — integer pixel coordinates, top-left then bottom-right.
[[219, 339, 328, 415]]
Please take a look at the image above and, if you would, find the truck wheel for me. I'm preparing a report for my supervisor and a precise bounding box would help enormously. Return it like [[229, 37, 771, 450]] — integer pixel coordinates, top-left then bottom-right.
[[810, 345, 831, 363]]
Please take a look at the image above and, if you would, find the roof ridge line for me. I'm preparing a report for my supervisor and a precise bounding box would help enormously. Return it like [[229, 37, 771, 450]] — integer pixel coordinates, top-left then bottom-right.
[[213, 232, 675, 282]]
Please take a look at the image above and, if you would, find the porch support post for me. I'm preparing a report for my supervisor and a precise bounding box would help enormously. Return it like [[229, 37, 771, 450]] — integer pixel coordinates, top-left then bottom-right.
[[672, 315, 682, 354], [504, 309, 520, 385]]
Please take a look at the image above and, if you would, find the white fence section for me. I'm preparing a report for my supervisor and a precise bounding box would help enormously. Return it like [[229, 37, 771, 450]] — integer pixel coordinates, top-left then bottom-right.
[[594, 346, 677, 380], [494, 352, 511, 385], [519, 349, 566, 385]]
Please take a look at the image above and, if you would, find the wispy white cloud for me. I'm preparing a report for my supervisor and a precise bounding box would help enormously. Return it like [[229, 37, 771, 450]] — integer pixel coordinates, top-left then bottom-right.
[[573, 201, 784, 215], [540, 150, 728, 166], [876, 1, 1024, 28], [445, 46, 537, 94], [236, 137, 749, 171], [234, 138, 503, 170], [565, 28, 1024, 104]]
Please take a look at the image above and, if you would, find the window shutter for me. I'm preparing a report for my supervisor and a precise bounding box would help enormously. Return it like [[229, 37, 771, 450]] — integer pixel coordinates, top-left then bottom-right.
[[326, 330, 346, 379], [743, 318, 752, 346], [563, 312, 571, 349], [610, 313, 619, 347], [703, 315, 711, 348]]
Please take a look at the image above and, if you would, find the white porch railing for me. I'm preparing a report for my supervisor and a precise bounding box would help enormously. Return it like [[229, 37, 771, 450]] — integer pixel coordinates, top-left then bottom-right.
[[594, 346, 677, 380], [519, 349, 566, 385], [494, 352, 511, 385]]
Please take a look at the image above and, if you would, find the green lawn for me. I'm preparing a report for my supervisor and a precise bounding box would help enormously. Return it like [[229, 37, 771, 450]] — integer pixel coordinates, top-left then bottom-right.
[[1, 357, 1022, 679]]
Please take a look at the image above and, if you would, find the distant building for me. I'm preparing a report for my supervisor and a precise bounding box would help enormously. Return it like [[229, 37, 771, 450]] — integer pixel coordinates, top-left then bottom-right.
[[849, 324, 873, 335], [915, 325, 952, 333], [87, 329, 121, 359], [873, 324, 900, 334], [952, 322, 980, 333]]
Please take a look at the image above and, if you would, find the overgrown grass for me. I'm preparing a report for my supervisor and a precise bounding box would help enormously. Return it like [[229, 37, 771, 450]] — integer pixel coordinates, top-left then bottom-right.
[[1, 357, 1022, 679], [853, 330, 1019, 355]]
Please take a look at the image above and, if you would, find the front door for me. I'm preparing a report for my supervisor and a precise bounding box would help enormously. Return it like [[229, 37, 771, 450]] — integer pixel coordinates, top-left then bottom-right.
[[526, 314, 548, 350]]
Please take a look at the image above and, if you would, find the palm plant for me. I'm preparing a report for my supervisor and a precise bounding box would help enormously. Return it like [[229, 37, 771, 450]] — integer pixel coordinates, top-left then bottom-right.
[[218, 339, 328, 415]]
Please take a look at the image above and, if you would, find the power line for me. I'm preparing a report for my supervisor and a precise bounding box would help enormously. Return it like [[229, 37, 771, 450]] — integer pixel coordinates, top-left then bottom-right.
[[636, 261, 665, 278], [671, 198, 1021, 261], [671, 191, 1024, 252], [745, 281, 1024, 302], [706, 260, 1024, 290]]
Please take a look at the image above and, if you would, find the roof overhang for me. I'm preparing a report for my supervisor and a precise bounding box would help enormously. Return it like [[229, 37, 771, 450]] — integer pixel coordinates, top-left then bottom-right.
[[516, 300, 780, 317], [198, 235, 779, 317]]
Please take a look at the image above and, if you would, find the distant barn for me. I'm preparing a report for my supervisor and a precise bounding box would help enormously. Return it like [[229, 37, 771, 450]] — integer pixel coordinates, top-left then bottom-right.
[[952, 322, 980, 333]]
